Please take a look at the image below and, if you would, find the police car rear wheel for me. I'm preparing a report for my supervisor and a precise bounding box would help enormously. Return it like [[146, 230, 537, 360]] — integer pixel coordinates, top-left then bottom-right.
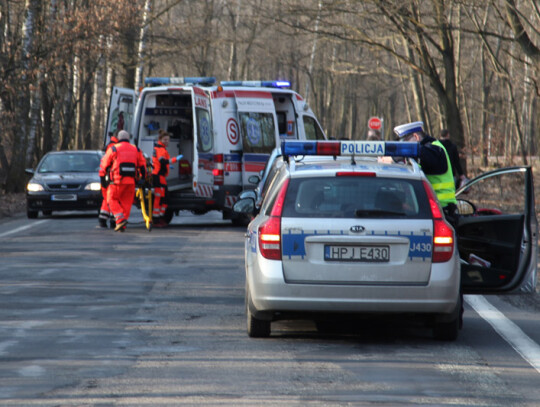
[[246, 289, 270, 338], [433, 296, 461, 341]]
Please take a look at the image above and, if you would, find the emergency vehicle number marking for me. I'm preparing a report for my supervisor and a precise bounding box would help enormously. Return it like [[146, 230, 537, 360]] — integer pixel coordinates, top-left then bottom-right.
[[226, 118, 239, 145], [246, 118, 261, 145], [324, 245, 389, 262], [410, 242, 432, 253]]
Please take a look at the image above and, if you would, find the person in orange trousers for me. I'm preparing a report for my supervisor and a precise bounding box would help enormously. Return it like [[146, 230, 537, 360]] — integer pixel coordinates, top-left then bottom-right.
[[152, 129, 182, 227], [101, 130, 147, 232], [98, 131, 119, 228]]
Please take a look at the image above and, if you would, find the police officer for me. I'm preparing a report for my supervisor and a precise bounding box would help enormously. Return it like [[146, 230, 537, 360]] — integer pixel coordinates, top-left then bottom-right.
[[101, 130, 147, 232], [394, 121, 458, 225], [98, 131, 119, 228], [152, 129, 182, 227]]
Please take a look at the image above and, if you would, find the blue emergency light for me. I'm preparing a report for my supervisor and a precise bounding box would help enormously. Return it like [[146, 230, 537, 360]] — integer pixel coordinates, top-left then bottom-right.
[[281, 140, 420, 158], [221, 80, 291, 88], [144, 77, 216, 86]]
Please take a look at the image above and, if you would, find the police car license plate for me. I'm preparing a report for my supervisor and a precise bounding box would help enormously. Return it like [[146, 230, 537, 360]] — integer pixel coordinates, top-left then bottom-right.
[[324, 245, 389, 262], [51, 194, 77, 201]]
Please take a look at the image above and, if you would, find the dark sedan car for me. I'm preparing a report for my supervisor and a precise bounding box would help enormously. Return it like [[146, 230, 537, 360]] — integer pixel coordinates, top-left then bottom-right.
[[25, 150, 103, 218]]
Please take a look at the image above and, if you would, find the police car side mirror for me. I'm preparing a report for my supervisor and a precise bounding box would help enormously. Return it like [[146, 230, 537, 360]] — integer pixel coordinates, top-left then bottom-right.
[[233, 198, 255, 215], [248, 175, 260, 185], [25, 168, 35, 175], [238, 190, 257, 201]]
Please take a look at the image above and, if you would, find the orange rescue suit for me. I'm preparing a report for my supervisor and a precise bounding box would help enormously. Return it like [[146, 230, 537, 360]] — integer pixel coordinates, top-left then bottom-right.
[[101, 140, 146, 225], [151, 141, 179, 220]]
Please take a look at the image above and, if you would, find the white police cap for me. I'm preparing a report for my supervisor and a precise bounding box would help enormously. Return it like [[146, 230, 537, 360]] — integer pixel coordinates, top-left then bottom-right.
[[393, 121, 424, 139]]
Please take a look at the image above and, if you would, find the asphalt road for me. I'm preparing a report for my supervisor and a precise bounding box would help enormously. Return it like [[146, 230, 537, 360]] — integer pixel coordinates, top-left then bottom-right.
[[1, 210, 540, 406]]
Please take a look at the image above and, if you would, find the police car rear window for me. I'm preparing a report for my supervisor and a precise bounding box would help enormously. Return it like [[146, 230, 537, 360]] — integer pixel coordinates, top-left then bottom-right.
[[281, 176, 431, 219]]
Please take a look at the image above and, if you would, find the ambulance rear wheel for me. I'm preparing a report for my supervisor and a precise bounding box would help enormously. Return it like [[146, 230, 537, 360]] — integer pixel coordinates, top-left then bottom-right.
[[163, 208, 174, 224]]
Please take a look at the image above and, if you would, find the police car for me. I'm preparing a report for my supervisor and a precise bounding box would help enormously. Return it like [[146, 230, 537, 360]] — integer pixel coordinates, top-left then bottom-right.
[[233, 140, 537, 341]]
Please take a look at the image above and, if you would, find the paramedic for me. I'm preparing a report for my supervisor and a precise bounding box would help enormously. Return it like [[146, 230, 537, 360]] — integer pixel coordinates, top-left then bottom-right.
[[394, 121, 458, 225], [101, 130, 147, 232], [152, 129, 182, 227], [98, 131, 119, 228]]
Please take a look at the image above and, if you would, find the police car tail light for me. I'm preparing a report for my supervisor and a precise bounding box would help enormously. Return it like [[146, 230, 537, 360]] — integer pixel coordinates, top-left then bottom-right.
[[258, 179, 289, 260], [336, 172, 376, 177], [423, 180, 454, 263], [213, 154, 224, 186]]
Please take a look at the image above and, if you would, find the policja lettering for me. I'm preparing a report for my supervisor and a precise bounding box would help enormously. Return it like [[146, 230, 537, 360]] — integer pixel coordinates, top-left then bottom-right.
[[341, 141, 384, 156]]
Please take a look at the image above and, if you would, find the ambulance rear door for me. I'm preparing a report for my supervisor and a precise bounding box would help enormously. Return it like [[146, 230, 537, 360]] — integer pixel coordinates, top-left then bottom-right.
[[192, 86, 214, 199], [103, 87, 137, 146], [234, 90, 279, 187]]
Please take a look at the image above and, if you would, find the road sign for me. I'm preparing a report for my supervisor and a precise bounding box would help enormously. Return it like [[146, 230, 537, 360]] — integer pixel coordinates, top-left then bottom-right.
[[368, 117, 382, 130]]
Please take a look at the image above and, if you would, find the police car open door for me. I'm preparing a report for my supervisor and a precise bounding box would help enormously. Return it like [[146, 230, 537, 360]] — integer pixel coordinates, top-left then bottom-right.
[[192, 87, 213, 199], [234, 90, 280, 187], [456, 166, 537, 294], [103, 87, 137, 146]]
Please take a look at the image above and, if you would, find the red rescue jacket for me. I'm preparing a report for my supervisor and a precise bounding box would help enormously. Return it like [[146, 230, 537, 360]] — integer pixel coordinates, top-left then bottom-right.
[[102, 140, 146, 185]]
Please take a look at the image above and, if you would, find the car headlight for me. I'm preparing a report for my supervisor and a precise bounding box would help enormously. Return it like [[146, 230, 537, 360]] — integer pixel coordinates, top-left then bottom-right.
[[27, 182, 44, 192], [85, 182, 102, 191]]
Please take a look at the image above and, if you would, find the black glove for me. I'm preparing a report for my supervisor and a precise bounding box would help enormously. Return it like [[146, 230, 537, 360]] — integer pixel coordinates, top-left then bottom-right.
[[100, 176, 107, 188]]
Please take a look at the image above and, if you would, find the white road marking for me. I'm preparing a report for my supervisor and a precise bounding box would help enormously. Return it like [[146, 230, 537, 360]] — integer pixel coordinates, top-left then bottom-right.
[[465, 294, 540, 374], [0, 220, 48, 238]]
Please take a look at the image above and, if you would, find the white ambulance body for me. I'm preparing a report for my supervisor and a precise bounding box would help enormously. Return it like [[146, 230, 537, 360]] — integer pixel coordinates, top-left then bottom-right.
[[103, 77, 326, 222]]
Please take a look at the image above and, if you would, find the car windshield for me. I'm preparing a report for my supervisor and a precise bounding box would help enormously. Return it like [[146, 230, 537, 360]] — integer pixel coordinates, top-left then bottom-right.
[[281, 176, 431, 219], [38, 153, 100, 173]]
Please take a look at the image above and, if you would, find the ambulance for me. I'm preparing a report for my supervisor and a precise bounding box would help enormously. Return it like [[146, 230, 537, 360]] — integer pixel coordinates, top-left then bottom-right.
[[103, 77, 326, 224]]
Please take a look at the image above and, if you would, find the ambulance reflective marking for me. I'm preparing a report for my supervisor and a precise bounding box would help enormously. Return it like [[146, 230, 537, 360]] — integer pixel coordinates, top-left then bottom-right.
[[281, 228, 432, 260], [198, 153, 214, 171], [195, 184, 213, 198], [243, 154, 270, 172]]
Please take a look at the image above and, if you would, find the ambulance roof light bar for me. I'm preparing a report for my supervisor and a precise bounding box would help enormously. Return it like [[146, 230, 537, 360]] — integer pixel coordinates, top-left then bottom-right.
[[144, 77, 216, 87], [220, 80, 291, 88], [281, 140, 420, 158]]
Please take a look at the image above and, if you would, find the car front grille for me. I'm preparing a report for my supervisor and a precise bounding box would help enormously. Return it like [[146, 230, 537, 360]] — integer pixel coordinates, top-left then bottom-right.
[[46, 183, 81, 191]]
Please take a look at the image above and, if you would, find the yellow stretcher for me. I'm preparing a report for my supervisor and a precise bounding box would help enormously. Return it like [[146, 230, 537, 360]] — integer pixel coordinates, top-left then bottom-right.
[[136, 182, 153, 231]]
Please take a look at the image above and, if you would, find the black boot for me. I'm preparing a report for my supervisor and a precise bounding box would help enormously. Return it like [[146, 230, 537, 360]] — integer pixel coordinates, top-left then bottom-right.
[[98, 218, 107, 228]]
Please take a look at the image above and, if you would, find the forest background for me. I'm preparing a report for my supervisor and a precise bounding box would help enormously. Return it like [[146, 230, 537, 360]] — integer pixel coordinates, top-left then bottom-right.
[[0, 0, 538, 193]]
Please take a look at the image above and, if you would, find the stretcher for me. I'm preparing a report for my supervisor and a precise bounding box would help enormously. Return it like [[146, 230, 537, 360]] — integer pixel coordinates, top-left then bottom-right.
[[136, 181, 153, 231]]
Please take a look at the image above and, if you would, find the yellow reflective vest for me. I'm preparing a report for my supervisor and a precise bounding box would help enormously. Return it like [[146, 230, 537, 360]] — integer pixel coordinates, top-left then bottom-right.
[[425, 140, 457, 207]]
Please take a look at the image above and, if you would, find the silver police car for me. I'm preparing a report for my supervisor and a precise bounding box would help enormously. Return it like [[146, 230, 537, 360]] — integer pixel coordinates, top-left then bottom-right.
[[234, 140, 537, 341]]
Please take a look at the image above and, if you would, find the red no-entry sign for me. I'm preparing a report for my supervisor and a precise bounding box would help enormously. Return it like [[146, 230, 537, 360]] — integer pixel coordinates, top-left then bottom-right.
[[368, 117, 382, 130]]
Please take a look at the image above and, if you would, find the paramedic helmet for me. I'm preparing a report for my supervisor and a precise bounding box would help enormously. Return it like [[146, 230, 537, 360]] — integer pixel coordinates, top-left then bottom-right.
[[118, 130, 130, 141], [394, 121, 424, 140]]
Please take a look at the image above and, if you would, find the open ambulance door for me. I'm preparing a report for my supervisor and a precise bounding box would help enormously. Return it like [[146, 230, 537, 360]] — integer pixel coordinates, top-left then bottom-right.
[[191, 87, 214, 198], [103, 87, 137, 147], [456, 166, 537, 294], [234, 90, 280, 187]]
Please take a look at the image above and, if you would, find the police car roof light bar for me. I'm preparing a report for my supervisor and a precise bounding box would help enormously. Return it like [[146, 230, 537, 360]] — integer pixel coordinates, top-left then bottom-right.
[[281, 140, 420, 158], [221, 80, 291, 88], [144, 77, 216, 86]]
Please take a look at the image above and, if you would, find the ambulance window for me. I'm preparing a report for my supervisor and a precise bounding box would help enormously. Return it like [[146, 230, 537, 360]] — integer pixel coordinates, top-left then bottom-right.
[[196, 108, 212, 153], [303, 116, 325, 140], [239, 112, 276, 154], [277, 111, 287, 135]]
